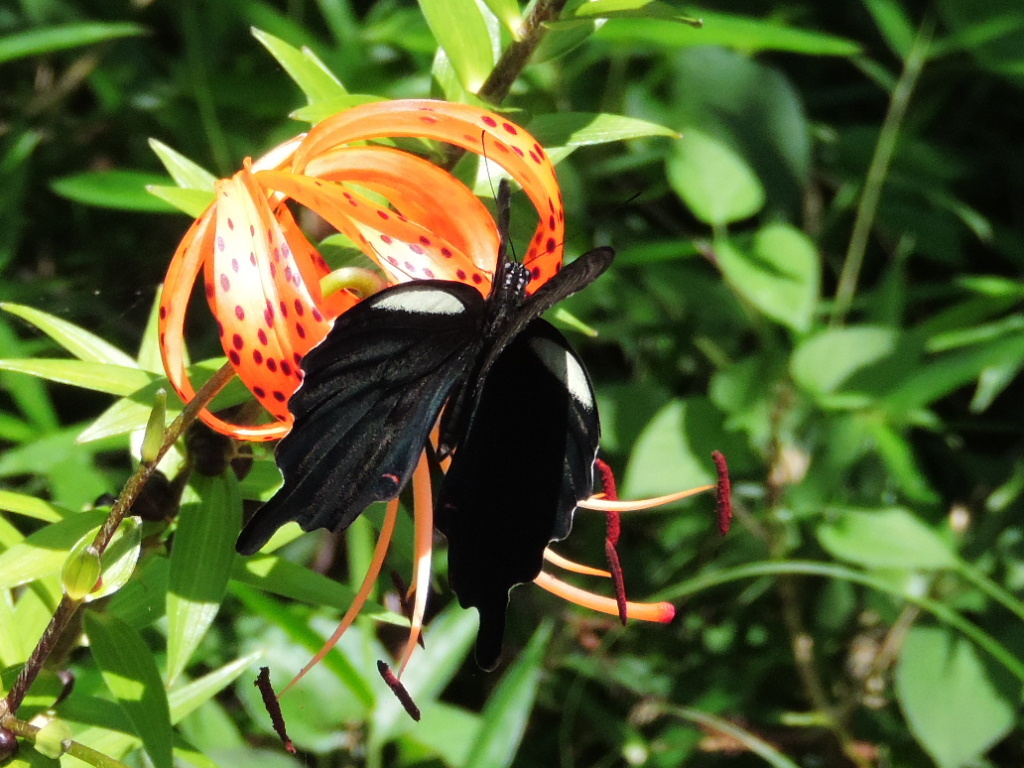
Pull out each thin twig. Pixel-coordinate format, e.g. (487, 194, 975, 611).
(831, 20, 933, 326)
(0, 717, 131, 768)
(1, 363, 236, 716)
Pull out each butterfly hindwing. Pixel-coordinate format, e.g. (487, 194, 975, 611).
(236, 281, 485, 555)
(435, 319, 600, 669)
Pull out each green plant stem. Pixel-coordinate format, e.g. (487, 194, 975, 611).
(831, 20, 932, 326)
(478, 0, 569, 105)
(666, 706, 801, 768)
(956, 559, 1024, 625)
(660, 560, 1024, 683)
(0, 717, 130, 768)
(1, 362, 236, 718)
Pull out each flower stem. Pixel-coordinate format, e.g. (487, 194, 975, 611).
(830, 19, 932, 325)
(1, 362, 236, 717)
(478, 0, 570, 106)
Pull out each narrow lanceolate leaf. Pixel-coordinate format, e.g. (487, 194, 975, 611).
(463, 621, 552, 768)
(251, 28, 347, 104)
(527, 112, 678, 149)
(0, 21, 147, 65)
(418, 0, 495, 92)
(0, 303, 138, 367)
(0, 359, 158, 396)
(84, 611, 173, 768)
(167, 474, 243, 684)
(479, 0, 522, 35)
(146, 185, 215, 217)
(568, 0, 700, 24)
(0, 510, 107, 590)
(147, 139, 217, 191)
(51, 170, 178, 212)
(0, 490, 72, 522)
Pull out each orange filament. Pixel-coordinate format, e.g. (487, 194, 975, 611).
(544, 548, 612, 578)
(398, 453, 434, 676)
(578, 484, 715, 512)
(280, 496, 401, 697)
(533, 571, 675, 623)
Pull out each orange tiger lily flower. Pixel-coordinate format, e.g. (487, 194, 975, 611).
(158, 99, 566, 440)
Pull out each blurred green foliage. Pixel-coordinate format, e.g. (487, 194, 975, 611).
(2, 0, 1024, 766)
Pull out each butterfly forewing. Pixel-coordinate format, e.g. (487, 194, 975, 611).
(236, 282, 485, 555)
(435, 319, 600, 669)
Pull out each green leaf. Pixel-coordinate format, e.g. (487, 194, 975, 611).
(462, 621, 552, 768)
(251, 27, 347, 104)
(289, 93, 387, 124)
(790, 326, 899, 398)
(569, 0, 700, 25)
(0, 510, 108, 590)
(84, 611, 173, 768)
(480, 0, 521, 34)
(667, 129, 764, 226)
(167, 474, 243, 684)
(597, 11, 862, 56)
(145, 185, 214, 217)
(531, 18, 601, 62)
(418, 0, 496, 92)
(233, 553, 402, 624)
(0, 358, 158, 396)
(147, 140, 217, 191)
(0, 21, 147, 65)
(51, 170, 178, 212)
(0, 303, 138, 367)
(896, 625, 1017, 768)
(817, 508, 957, 570)
(527, 112, 678, 149)
(716, 224, 819, 333)
(0, 490, 72, 522)
(861, 0, 916, 57)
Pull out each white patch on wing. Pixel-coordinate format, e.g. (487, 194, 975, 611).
(373, 289, 465, 316)
(528, 336, 594, 410)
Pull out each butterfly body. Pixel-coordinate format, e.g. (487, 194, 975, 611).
(236, 192, 614, 668)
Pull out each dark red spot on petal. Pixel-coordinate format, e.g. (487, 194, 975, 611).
(235, 305, 245, 320)
(272, 391, 286, 402)
(254, 386, 266, 398)
(253, 350, 263, 364)
(377, 210, 390, 220)
(529, 151, 541, 164)
(441, 247, 453, 258)
(281, 360, 292, 376)
(531, 266, 541, 281)
(548, 215, 556, 230)
(472, 273, 483, 285)
(231, 258, 239, 273)
(294, 299, 304, 316)
(456, 269, 467, 280)
(481, 115, 497, 127)
(296, 323, 306, 339)
(232, 333, 244, 350)
(258, 329, 268, 345)
(216, 236, 225, 251)
(227, 218, 234, 230)
(217, 321, 224, 337)
(512, 146, 524, 157)
(293, 352, 303, 366)
(312, 309, 323, 322)
(502, 122, 517, 134)
(424, 268, 434, 278)
(266, 358, 278, 373)
(220, 274, 230, 291)
(381, 234, 393, 245)
(546, 238, 556, 253)
(409, 243, 423, 254)
(229, 350, 241, 366)
(250, 252, 257, 265)
(159, 306, 167, 320)
(419, 235, 431, 246)
(279, 301, 288, 318)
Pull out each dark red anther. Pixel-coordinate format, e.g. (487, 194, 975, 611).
(594, 458, 621, 546)
(595, 458, 627, 624)
(390, 571, 425, 648)
(712, 450, 732, 536)
(255, 667, 296, 753)
(604, 540, 628, 626)
(377, 660, 421, 721)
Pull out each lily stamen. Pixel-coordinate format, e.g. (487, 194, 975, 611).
(543, 548, 612, 578)
(534, 571, 675, 623)
(577, 485, 716, 512)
